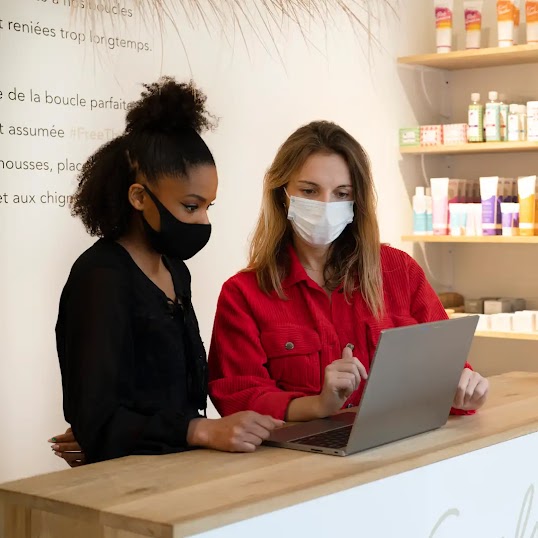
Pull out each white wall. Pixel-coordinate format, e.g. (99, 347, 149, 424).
(0, 0, 433, 483)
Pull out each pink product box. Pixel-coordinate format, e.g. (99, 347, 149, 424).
(420, 125, 444, 146)
(442, 123, 468, 145)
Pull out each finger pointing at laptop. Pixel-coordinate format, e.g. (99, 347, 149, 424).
(318, 344, 369, 417)
(284, 343, 369, 422)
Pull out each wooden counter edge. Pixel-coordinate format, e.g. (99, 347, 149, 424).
(169, 421, 538, 536)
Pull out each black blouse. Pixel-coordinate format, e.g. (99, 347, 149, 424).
(55, 239, 208, 463)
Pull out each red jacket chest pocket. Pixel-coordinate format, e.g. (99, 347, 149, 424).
(260, 326, 322, 393)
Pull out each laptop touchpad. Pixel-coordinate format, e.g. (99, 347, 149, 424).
(268, 411, 356, 443)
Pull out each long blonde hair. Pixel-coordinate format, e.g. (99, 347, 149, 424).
(247, 121, 384, 317)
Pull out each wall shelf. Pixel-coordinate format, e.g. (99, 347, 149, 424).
(400, 141, 538, 156)
(475, 331, 538, 341)
(448, 314, 538, 341)
(402, 235, 538, 244)
(398, 44, 538, 70)
(400, 40, 538, 370)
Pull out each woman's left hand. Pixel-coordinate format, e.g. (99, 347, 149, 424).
(453, 368, 489, 411)
(48, 427, 86, 467)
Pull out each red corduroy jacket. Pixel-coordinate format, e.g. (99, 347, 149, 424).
(208, 245, 473, 420)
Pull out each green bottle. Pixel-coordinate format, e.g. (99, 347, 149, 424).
(468, 92, 484, 143)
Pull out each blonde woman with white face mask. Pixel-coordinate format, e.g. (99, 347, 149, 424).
(208, 121, 489, 423)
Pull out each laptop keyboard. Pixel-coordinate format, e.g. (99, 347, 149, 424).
(293, 425, 353, 449)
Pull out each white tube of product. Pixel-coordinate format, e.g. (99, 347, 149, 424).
(431, 178, 450, 235)
(497, 0, 515, 47)
(518, 175, 537, 236)
(464, 0, 484, 49)
(501, 202, 520, 236)
(527, 0, 538, 44)
(513, 0, 521, 45)
(435, 0, 454, 53)
(425, 188, 433, 235)
(528, 101, 538, 142)
(413, 187, 427, 235)
(480, 176, 502, 236)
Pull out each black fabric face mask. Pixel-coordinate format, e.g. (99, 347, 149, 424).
(141, 186, 211, 260)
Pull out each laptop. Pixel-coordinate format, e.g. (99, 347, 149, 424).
(265, 315, 479, 456)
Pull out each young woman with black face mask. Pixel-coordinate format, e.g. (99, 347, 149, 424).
(50, 78, 282, 465)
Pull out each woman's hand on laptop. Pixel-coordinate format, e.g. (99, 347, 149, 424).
(452, 368, 489, 411)
(317, 345, 368, 417)
(187, 412, 284, 453)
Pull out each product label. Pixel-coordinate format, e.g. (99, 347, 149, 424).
(527, 2, 538, 23)
(519, 195, 536, 235)
(482, 196, 501, 235)
(501, 211, 514, 232)
(465, 9, 482, 30)
(432, 198, 448, 235)
(468, 108, 483, 141)
(528, 107, 538, 141)
(413, 212, 427, 234)
(508, 113, 520, 141)
(485, 106, 500, 141)
(426, 212, 433, 233)
(497, 0, 514, 21)
(400, 130, 419, 145)
(435, 7, 453, 27)
(500, 106, 508, 140)
(449, 206, 467, 236)
(421, 127, 442, 145)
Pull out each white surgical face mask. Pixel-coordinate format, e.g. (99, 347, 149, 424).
(286, 192, 354, 246)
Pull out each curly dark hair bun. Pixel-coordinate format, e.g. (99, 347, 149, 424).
(71, 77, 217, 240)
(125, 77, 216, 136)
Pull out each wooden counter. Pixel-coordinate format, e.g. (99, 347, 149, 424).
(2, 372, 538, 538)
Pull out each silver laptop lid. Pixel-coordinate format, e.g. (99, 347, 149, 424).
(346, 315, 479, 454)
